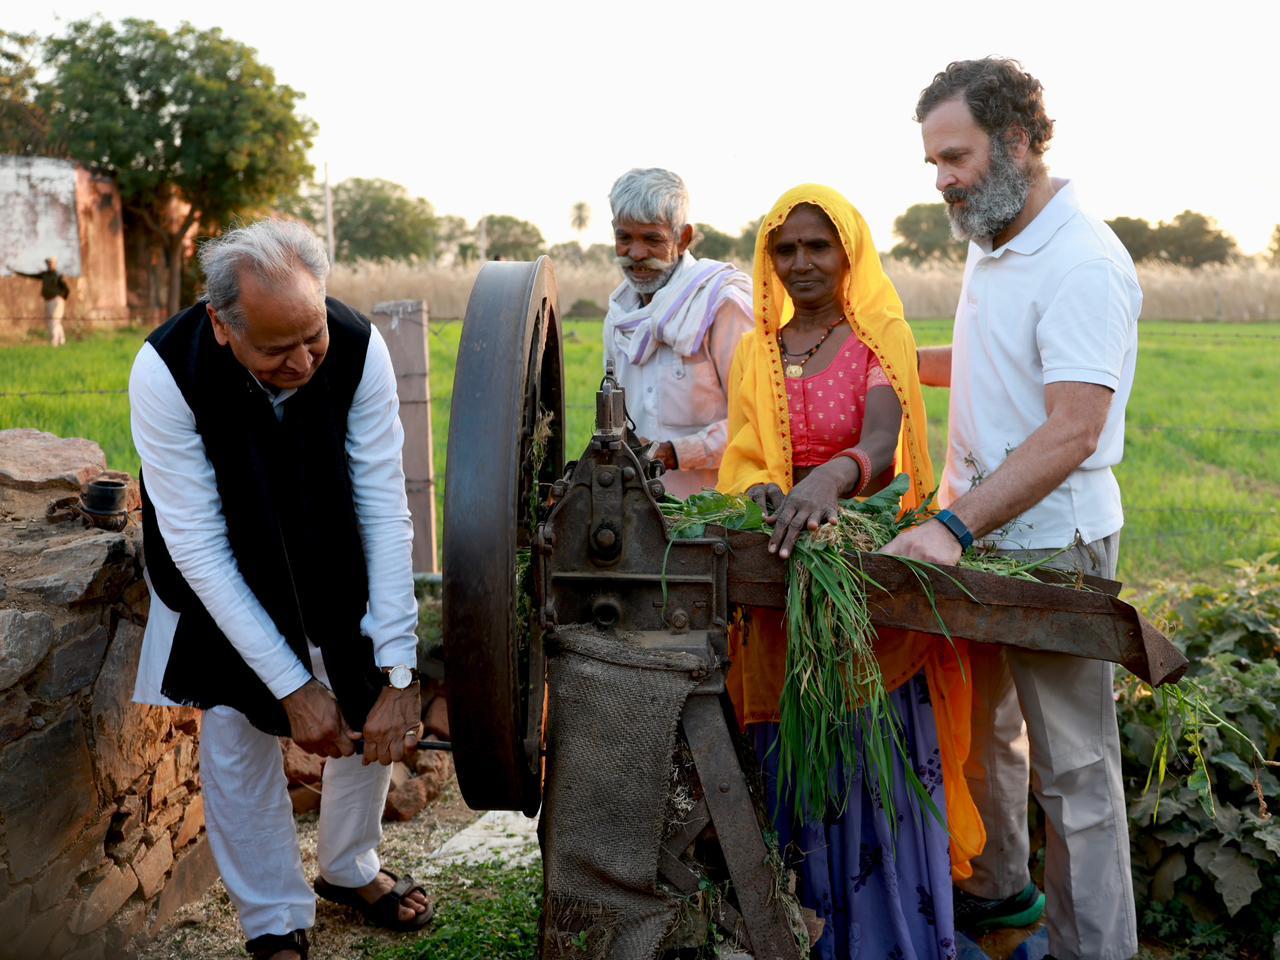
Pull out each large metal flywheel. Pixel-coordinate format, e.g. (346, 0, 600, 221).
(442, 257, 564, 815)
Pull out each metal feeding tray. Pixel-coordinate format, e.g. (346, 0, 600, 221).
(721, 529, 1187, 687)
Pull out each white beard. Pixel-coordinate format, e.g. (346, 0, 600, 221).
(945, 138, 1031, 243)
(617, 256, 680, 296)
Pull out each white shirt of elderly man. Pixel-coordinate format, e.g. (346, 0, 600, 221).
(603, 168, 753, 499)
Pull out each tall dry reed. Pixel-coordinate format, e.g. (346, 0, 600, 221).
(328, 259, 622, 320)
(1132, 262, 1280, 322)
(329, 257, 1280, 323)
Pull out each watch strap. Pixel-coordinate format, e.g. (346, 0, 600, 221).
(381, 665, 420, 688)
(934, 509, 974, 551)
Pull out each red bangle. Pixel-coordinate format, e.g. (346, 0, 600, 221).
(833, 447, 872, 497)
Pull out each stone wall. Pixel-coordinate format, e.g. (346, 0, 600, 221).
(0, 430, 216, 959)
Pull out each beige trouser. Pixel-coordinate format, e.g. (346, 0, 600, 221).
(44, 297, 66, 347)
(958, 533, 1138, 960)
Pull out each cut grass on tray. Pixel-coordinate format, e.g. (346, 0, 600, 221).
(0, 318, 1276, 586)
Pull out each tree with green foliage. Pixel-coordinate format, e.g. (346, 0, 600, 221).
(890, 203, 964, 264)
(1268, 225, 1280, 267)
(330, 178, 435, 263)
(584, 243, 615, 267)
(548, 241, 586, 266)
(0, 30, 52, 156)
(1106, 216, 1160, 263)
(571, 202, 590, 245)
(735, 216, 764, 262)
(691, 223, 735, 261)
(554, 242, 616, 268)
(39, 18, 316, 315)
(432, 215, 474, 265)
(1154, 210, 1237, 268)
(479, 215, 544, 261)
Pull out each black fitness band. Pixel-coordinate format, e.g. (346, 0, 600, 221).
(934, 509, 974, 551)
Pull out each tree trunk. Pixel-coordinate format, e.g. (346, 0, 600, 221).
(166, 232, 185, 317)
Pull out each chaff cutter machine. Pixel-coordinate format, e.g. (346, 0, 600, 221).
(442, 258, 1186, 960)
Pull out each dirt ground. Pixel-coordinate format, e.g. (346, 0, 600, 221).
(135, 780, 1157, 960)
(137, 778, 479, 960)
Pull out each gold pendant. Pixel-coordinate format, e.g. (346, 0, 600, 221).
(785, 364, 805, 379)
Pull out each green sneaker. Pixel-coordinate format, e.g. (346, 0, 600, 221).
(953, 882, 1046, 933)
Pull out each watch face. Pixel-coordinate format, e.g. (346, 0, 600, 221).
(389, 665, 413, 689)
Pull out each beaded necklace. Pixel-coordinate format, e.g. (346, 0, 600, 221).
(778, 315, 845, 379)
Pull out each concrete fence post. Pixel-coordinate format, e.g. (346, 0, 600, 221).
(371, 300, 439, 574)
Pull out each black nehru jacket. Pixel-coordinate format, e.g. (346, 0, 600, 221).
(140, 298, 383, 736)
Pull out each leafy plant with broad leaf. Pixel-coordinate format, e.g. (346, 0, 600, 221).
(1118, 554, 1280, 956)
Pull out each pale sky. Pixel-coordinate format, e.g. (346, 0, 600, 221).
(12, 1, 1280, 254)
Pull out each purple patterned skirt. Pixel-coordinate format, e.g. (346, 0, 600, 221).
(749, 671, 958, 960)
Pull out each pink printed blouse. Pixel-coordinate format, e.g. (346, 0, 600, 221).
(786, 333, 889, 467)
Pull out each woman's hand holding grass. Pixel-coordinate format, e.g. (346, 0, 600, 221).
(760, 459, 860, 559)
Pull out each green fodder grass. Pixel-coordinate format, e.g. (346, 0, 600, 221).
(909, 318, 1280, 585)
(2, 318, 1275, 585)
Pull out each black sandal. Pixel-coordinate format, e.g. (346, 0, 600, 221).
(245, 928, 309, 960)
(313, 868, 434, 931)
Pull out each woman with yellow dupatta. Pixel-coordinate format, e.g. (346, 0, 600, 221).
(718, 185, 983, 960)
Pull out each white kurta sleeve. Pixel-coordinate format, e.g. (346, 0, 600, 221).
(669, 297, 755, 471)
(129, 343, 312, 699)
(346, 326, 419, 668)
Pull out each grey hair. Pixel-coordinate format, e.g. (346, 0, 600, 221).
(609, 168, 689, 234)
(198, 219, 329, 332)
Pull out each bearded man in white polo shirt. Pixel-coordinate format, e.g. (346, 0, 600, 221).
(603, 168, 753, 498)
(882, 59, 1141, 960)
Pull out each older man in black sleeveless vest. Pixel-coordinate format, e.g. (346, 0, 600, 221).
(130, 220, 432, 960)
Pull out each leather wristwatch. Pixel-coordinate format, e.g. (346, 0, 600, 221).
(382, 665, 419, 689)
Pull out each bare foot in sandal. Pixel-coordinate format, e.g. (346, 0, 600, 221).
(314, 868, 433, 931)
(356, 870, 429, 924)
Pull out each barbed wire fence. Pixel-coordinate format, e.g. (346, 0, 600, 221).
(3, 314, 1277, 560)
(2, 390, 1275, 550)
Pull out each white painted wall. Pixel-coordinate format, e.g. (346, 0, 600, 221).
(0, 156, 83, 277)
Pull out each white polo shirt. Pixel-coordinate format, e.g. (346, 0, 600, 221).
(940, 179, 1141, 550)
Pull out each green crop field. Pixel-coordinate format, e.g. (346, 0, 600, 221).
(1, 318, 1276, 587)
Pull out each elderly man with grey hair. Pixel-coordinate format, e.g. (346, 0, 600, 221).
(129, 219, 432, 960)
(604, 168, 753, 498)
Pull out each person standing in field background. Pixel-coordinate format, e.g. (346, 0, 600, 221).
(603, 168, 753, 498)
(9, 255, 69, 346)
(882, 58, 1142, 959)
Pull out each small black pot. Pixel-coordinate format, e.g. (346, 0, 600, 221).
(81, 478, 128, 516)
